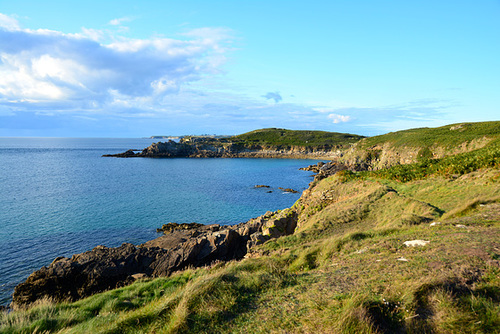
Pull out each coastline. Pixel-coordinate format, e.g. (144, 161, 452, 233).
(11, 206, 300, 308)
(102, 140, 345, 160)
(11, 157, 358, 308)
(1, 138, 321, 308)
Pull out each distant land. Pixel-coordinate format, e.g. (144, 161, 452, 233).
(148, 135, 231, 140)
(109, 128, 366, 159)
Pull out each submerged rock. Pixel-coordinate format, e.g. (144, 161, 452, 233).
(279, 187, 299, 193)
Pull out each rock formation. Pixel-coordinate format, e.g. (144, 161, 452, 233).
(12, 209, 299, 308)
(103, 140, 343, 159)
(300, 160, 370, 181)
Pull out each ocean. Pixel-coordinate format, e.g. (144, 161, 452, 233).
(0, 138, 319, 305)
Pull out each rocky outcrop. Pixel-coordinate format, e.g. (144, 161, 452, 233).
(300, 160, 370, 181)
(12, 243, 165, 307)
(156, 222, 204, 234)
(12, 210, 299, 309)
(299, 161, 325, 173)
(103, 140, 344, 159)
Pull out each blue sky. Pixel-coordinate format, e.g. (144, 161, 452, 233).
(0, 0, 499, 137)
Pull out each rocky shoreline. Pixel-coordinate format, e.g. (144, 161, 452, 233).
(102, 140, 343, 159)
(11, 209, 297, 309)
(11, 158, 369, 309)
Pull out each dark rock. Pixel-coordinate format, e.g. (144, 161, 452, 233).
(254, 185, 271, 188)
(313, 161, 369, 181)
(11, 210, 298, 309)
(247, 232, 271, 250)
(299, 161, 326, 173)
(12, 243, 162, 308)
(156, 222, 204, 234)
(102, 149, 138, 157)
(209, 224, 220, 232)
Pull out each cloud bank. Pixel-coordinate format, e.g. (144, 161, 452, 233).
(0, 13, 453, 137)
(0, 13, 232, 116)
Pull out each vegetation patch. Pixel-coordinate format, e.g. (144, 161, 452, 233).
(358, 121, 500, 149)
(229, 128, 364, 148)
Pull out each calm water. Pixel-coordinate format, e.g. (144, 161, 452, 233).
(0, 138, 318, 305)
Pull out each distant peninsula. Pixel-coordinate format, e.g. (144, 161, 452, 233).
(105, 128, 365, 159)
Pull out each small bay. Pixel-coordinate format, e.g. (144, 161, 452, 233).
(0, 138, 318, 305)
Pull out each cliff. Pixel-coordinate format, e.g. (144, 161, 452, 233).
(337, 121, 500, 170)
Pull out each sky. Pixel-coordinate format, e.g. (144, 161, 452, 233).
(0, 0, 499, 137)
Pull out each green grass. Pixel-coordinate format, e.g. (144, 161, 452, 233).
(229, 128, 364, 148)
(338, 138, 500, 183)
(339, 121, 500, 170)
(359, 121, 500, 149)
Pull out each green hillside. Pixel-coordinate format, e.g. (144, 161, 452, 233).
(229, 128, 365, 147)
(339, 121, 500, 169)
(360, 121, 500, 149)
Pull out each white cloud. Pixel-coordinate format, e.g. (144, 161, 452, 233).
(313, 107, 334, 113)
(109, 17, 133, 26)
(328, 113, 351, 123)
(79, 27, 107, 42)
(0, 13, 20, 31)
(0, 13, 233, 115)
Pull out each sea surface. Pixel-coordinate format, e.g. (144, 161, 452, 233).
(0, 137, 319, 305)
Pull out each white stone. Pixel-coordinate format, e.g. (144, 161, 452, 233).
(404, 240, 430, 247)
(397, 257, 409, 262)
(429, 222, 441, 227)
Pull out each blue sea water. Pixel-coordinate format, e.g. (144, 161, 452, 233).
(0, 138, 319, 305)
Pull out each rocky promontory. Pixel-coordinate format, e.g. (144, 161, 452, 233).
(12, 209, 298, 308)
(103, 128, 365, 159)
(103, 140, 345, 159)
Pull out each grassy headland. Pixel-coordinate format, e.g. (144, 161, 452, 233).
(107, 128, 365, 159)
(227, 128, 364, 148)
(339, 121, 500, 169)
(2, 122, 500, 333)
